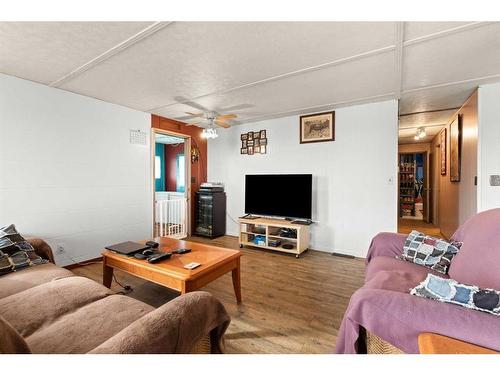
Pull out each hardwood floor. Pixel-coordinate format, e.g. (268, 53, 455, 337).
(398, 218, 444, 238)
(72, 235, 365, 354)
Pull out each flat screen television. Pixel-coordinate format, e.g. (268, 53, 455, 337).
(245, 174, 312, 219)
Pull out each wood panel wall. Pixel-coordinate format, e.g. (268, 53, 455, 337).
(430, 91, 478, 238)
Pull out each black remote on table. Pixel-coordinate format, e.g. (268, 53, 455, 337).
(147, 252, 172, 263)
(175, 248, 192, 254)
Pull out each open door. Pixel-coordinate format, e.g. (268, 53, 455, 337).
(152, 130, 191, 239)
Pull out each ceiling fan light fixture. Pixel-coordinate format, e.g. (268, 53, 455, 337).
(202, 127, 218, 139)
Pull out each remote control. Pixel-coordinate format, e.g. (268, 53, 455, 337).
(175, 248, 192, 254)
(184, 262, 201, 270)
(147, 252, 172, 263)
(145, 241, 159, 248)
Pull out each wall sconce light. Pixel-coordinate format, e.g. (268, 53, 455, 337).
(191, 144, 200, 164)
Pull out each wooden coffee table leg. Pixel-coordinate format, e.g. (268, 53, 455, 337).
(103, 262, 113, 288)
(232, 258, 242, 303)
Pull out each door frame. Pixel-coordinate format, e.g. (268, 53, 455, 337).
(151, 128, 192, 237)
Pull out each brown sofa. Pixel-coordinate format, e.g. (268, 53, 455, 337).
(0, 239, 230, 354)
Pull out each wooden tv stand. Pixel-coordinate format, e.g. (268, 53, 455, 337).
(238, 217, 310, 258)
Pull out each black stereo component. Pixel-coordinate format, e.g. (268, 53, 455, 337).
(194, 190, 226, 238)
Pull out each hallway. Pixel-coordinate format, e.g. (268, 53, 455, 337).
(398, 219, 444, 238)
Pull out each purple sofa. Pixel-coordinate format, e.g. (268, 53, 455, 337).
(336, 208, 500, 354)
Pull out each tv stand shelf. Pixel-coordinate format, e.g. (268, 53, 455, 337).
(238, 217, 310, 258)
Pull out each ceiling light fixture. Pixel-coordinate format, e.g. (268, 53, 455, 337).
(414, 127, 426, 140)
(202, 127, 218, 139)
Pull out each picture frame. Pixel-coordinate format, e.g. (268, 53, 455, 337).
(300, 111, 335, 144)
(440, 128, 446, 175)
(450, 115, 462, 182)
(240, 130, 267, 156)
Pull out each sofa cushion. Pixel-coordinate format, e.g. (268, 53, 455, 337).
(0, 315, 31, 354)
(401, 230, 461, 274)
(26, 295, 154, 353)
(0, 262, 73, 299)
(0, 276, 113, 337)
(449, 208, 500, 290)
(411, 274, 500, 316)
(365, 255, 448, 283)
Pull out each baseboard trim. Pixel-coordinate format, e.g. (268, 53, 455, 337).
(63, 256, 103, 269)
(331, 252, 356, 259)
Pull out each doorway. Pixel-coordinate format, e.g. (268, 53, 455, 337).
(152, 130, 191, 239)
(398, 152, 429, 222)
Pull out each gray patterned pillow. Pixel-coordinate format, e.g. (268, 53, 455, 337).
(401, 230, 461, 274)
(0, 224, 47, 276)
(411, 274, 500, 316)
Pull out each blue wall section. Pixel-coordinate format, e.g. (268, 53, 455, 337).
(155, 143, 166, 192)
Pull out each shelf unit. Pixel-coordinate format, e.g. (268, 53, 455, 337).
(238, 217, 310, 258)
(399, 153, 416, 217)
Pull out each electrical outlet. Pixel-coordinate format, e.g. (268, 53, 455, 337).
(56, 243, 66, 254)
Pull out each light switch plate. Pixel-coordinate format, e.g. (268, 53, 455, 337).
(490, 175, 500, 186)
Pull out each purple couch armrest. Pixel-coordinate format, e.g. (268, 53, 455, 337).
(365, 232, 406, 265)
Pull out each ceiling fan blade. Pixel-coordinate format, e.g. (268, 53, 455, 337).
(217, 103, 255, 112)
(185, 111, 205, 117)
(215, 120, 231, 129)
(174, 96, 209, 112)
(216, 114, 237, 120)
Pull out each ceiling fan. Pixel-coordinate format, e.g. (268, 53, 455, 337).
(185, 111, 237, 128)
(185, 111, 238, 139)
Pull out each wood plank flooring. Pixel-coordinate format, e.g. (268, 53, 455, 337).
(398, 218, 444, 238)
(72, 235, 365, 354)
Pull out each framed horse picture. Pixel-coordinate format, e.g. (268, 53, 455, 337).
(300, 111, 335, 144)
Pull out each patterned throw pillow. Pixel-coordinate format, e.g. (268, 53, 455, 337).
(400, 230, 461, 274)
(411, 274, 500, 316)
(0, 224, 47, 276)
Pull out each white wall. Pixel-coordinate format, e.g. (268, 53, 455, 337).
(0, 74, 152, 266)
(208, 100, 398, 258)
(478, 82, 500, 212)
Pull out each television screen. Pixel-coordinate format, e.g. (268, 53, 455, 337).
(245, 174, 312, 219)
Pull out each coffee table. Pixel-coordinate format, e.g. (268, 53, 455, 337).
(102, 237, 242, 302)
